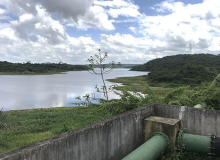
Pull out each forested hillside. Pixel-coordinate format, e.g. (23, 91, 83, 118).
(131, 54, 220, 86)
(0, 61, 88, 74)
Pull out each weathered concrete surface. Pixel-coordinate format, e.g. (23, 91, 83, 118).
(153, 104, 220, 136)
(144, 116, 180, 152)
(1, 104, 220, 160)
(0, 105, 154, 160)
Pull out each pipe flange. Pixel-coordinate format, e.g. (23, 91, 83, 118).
(150, 132, 171, 152)
(176, 129, 186, 150)
(210, 134, 216, 157)
(211, 134, 220, 158)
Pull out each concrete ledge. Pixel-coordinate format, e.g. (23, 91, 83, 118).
(1, 104, 220, 160)
(0, 104, 154, 160)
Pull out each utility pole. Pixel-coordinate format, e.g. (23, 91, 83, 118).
(189, 43, 192, 54)
(217, 41, 220, 56)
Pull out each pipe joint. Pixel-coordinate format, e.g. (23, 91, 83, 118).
(176, 129, 185, 150)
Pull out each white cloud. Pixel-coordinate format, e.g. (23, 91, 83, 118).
(94, 0, 129, 8)
(94, 0, 141, 18)
(10, 6, 67, 44)
(108, 7, 140, 18)
(129, 26, 136, 33)
(67, 5, 115, 30)
(0, 32, 97, 63)
(0, 8, 6, 15)
(113, 19, 136, 23)
(0, 6, 11, 21)
(138, 0, 220, 55)
(2, 0, 114, 31)
(98, 33, 168, 63)
(9, 0, 93, 22)
(65, 0, 141, 30)
(0, 0, 220, 65)
(0, 28, 16, 40)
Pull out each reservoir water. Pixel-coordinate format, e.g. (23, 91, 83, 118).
(0, 69, 147, 111)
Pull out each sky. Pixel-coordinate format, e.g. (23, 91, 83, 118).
(0, 0, 220, 64)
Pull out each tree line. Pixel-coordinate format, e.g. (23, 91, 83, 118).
(0, 61, 88, 74)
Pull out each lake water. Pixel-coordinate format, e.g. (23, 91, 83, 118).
(0, 69, 147, 111)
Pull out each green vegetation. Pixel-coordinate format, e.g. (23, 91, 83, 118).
(96, 86, 159, 115)
(108, 76, 220, 110)
(131, 54, 220, 86)
(127, 54, 220, 109)
(1, 53, 220, 159)
(107, 75, 173, 98)
(0, 106, 110, 153)
(163, 84, 220, 109)
(131, 54, 220, 72)
(0, 109, 10, 130)
(0, 61, 88, 75)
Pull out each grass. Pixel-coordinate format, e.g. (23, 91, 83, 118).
(107, 75, 174, 97)
(0, 106, 110, 153)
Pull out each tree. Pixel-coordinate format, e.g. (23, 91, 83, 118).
(88, 49, 120, 100)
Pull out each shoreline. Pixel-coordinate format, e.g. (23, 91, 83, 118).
(0, 71, 83, 75)
(0, 68, 142, 76)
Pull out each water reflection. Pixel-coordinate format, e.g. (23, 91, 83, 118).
(0, 69, 147, 111)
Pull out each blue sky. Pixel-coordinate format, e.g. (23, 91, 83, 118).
(0, 0, 219, 64)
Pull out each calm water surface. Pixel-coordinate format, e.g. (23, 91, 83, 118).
(0, 69, 147, 111)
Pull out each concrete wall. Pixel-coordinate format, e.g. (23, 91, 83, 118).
(0, 105, 154, 160)
(154, 104, 220, 136)
(1, 104, 220, 160)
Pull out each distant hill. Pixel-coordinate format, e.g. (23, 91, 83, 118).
(0, 61, 88, 74)
(92, 64, 140, 68)
(131, 54, 220, 86)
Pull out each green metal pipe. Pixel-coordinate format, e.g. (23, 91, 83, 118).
(122, 132, 170, 160)
(177, 130, 211, 154)
(182, 133, 211, 153)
